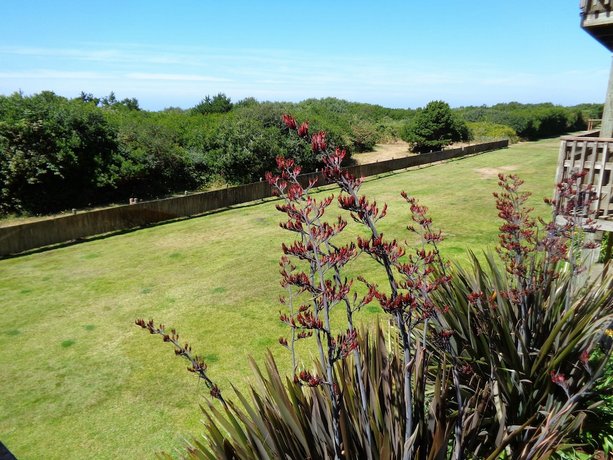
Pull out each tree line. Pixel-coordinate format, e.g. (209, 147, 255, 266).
(0, 91, 601, 215)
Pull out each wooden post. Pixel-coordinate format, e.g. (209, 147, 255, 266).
(579, 231, 604, 288)
(602, 232, 613, 281)
(601, 58, 613, 138)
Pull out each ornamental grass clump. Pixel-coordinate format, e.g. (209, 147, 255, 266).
(431, 173, 612, 458)
(136, 115, 612, 460)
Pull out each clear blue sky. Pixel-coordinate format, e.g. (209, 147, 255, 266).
(1, 0, 611, 110)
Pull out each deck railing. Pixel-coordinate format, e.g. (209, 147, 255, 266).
(580, 0, 613, 51)
(556, 135, 613, 231)
(581, 0, 613, 14)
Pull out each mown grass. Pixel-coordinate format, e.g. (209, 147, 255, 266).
(0, 137, 561, 459)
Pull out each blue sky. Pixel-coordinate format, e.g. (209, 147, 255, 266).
(1, 1, 611, 110)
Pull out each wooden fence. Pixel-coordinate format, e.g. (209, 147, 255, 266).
(0, 140, 507, 256)
(555, 134, 613, 232)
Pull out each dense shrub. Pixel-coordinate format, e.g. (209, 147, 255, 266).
(1, 93, 383, 215)
(349, 117, 380, 152)
(401, 100, 470, 152)
(468, 121, 519, 143)
(456, 102, 595, 140)
(203, 117, 286, 184)
(0, 91, 604, 215)
(112, 115, 198, 198)
(0, 92, 119, 213)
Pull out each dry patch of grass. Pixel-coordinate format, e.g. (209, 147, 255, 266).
(474, 165, 519, 179)
(353, 140, 486, 165)
(352, 141, 412, 164)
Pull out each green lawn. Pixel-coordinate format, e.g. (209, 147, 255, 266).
(0, 137, 561, 459)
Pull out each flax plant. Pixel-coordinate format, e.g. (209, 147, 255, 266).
(265, 153, 363, 459)
(282, 115, 464, 459)
(432, 174, 612, 459)
(134, 116, 612, 460)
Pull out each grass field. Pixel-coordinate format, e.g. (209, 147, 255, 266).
(0, 137, 561, 459)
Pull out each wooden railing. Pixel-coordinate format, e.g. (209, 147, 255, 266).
(587, 119, 602, 130)
(581, 0, 613, 14)
(556, 135, 613, 231)
(580, 0, 613, 51)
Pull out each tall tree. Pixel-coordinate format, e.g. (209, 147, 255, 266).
(401, 100, 469, 153)
(192, 93, 233, 115)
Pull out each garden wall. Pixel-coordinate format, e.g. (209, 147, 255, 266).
(0, 140, 507, 256)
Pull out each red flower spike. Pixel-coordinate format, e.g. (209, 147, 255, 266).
(467, 291, 484, 304)
(580, 349, 590, 366)
(282, 114, 297, 130)
(209, 384, 222, 399)
(550, 370, 566, 385)
(439, 329, 454, 338)
(297, 370, 323, 387)
(279, 312, 291, 324)
(297, 331, 313, 339)
(338, 330, 358, 359)
(297, 121, 309, 137)
(460, 364, 473, 376)
(311, 131, 327, 153)
(295, 310, 324, 330)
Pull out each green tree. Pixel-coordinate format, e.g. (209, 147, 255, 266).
(78, 91, 100, 106)
(118, 97, 140, 111)
(401, 100, 469, 153)
(0, 92, 119, 214)
(192, 93, 233, 115)
(456, 102, 593, 140)
(101, 91, 117, 107)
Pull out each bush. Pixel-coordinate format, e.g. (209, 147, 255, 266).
(401, 100, 470, 153)
(456, 103, 595, 141)
(467, 121, 519, 143)
(0, 91, 119, 214)
(113, 117, 198, 198)
(349, 117, 380, 152)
